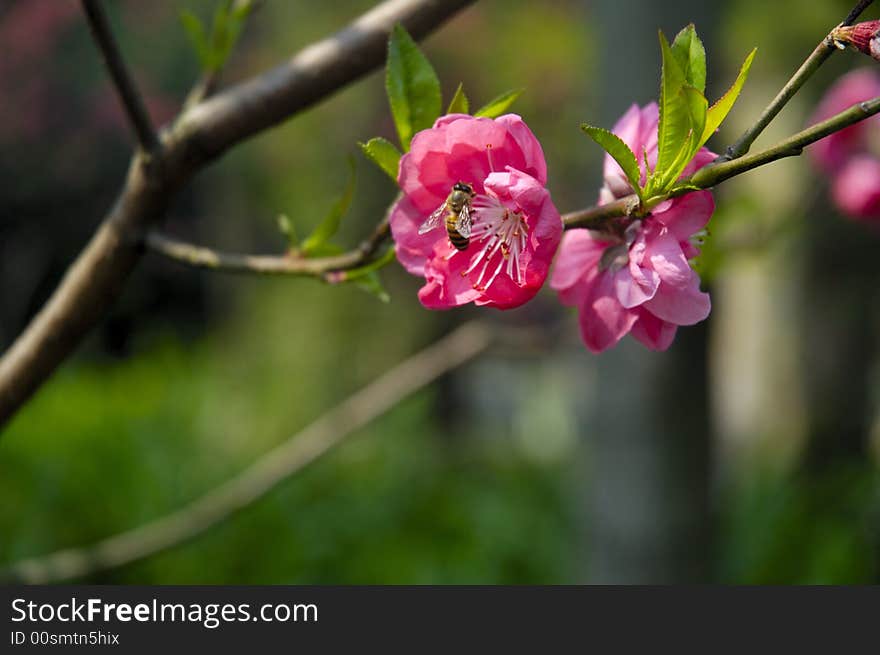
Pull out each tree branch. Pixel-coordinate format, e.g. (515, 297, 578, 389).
(689, 96, 880, 187)
(171, 0, 475, 163)
(845, 0, 876, 25)
(0, 322, 491, 584)
(721, 0, 874, 161)
(0, 0, 475, 431)
(81, 0, 159, 153)
(145, 214, 392, 279)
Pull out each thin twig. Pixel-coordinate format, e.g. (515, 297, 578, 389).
(146, 217, 391, 279)
(564, 95, 880, 230)
(0, 322, 491, 584)
(146, 193, 397, 278)
(845, 0, 876, 25)
(81, 0, 159, 153)
(721, 0, 875, 161)
(690, 97, 880, 187)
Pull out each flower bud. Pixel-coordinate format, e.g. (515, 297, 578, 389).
(832, 20, 880, 60)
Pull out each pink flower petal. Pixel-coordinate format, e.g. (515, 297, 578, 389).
(809, 69, 880, 172)
(550, 230, 606, 292)
(643, 275, 711, 325)
(652, 191, 714, 241)
(613, 262, 659, 308)
(417, 256, 481, 309)
(645, 229, 691, 287)
(578, 273, 639, 353)
(630, 310, 678, 351)
(831, 154, 880, 220)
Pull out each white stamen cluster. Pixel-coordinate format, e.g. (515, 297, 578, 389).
(463, 195, 528, 290)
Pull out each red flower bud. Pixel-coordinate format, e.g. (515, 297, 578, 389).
(832, 20, 880, 60)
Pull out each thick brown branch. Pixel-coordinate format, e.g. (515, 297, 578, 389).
(81, 0, 159, 152)
(1, 322, 491, 584)
(0, 0, 475, 430)
(172, 0, 475, 163)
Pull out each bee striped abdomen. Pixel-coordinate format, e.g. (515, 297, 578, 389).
(446, 212, 470, 250)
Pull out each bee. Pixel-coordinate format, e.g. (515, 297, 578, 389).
(418, 182, 477, 251)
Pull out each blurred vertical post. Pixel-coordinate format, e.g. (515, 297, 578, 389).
(584, 0, 719, 583)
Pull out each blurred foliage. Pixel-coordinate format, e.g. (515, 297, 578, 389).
(1, 0, 879, 584)
(1, 336, 579, 583)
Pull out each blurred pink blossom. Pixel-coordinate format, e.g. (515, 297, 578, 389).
(390, 114, 562, 310)
(809, 69, 880, 222)
(552, 103, 715, 353)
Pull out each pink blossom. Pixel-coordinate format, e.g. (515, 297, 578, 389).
(389, 114, 562, 310)
(551, 103, 715, 353)
(809, 69, 880, 222)
(831, 155, 880, 219)
(809, 69, 880, 173)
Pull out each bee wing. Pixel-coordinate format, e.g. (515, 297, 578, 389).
(454, 204, 472, 238)
(418, 204, 446, 235)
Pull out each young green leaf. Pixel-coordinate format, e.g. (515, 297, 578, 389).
(700, 48, 757, 147)
(276, 213, 297, 249)
(653, 85, 708, 192)
(179, 10, 213, 70)
(473, 88, 524, 118)
(654, 31, 693, 191)
(670, 24, 706, 94)
(210, 1, 232, 69)
(446, 82, 470, 115)
(656, 129, 695, 192)
(303, 242, 344, 258)
(359, 137, 402, 182)
(352, 271, 391, 303)
(581, 124, 643, 199)
(680, 84, 708, 174)
(386, 24, 442, 150)
(301, 158, 357, 255)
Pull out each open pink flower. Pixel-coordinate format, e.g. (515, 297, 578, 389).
(389, 114, 562, 310)
(809, 69, 880, 222)
(552, 103, 715, 353)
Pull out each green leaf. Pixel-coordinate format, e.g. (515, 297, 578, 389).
(581, 124, 643, 200)
(473, 88, 524, 118)
(700, 48, 757, 147)
(653, 85, 708, 192)
(179, 10, 213, 70)
(386, 24, 442, 150)
(301, 157, 357, 254)
(276, 213, 297, 248)
(359, 137, 402, 182)
(303, 242, 343, 258)
(657, 130, 695, 191)
(181, 1, 255, 73)
(655, 31, 693, 189)
(446, 82, 470, 115)
(670, 24, 706, 94)
(352, 272, 391, 303)
(210, 1, 232, 68)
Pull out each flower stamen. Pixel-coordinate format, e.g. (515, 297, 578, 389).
(464, 194, 528, 289)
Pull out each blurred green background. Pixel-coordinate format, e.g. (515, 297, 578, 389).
(0, 0, 878, 584)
